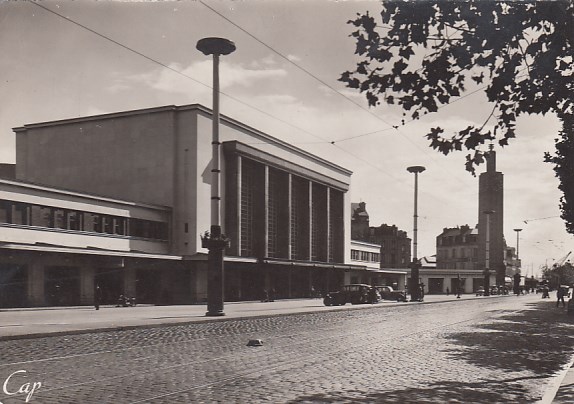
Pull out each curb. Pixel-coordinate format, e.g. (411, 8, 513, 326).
(537, 351, 574, 404)
(0, 294, 512, 342)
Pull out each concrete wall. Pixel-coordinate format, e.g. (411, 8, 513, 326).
(171, 111, 200, 256)
(15, 109, 175, 207)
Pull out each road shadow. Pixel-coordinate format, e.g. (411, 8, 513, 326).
(554, 381, 574, 402)
(444, 301, 574, 375)
(288, 300, 574, 403)
(288, 375, 545, 403)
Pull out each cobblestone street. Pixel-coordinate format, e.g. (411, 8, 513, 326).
(1, 294, 573, 403)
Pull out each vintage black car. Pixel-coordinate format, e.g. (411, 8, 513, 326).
(323, 284, 379, 306)
(375, 285, 408, 302)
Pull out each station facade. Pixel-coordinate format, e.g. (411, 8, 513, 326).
(0, 104, 370, 307)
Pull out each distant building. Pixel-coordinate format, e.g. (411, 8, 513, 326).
(477, 146, 506, 285)
(350, 202, 409, 288)
(504, 244, 521, 276)
(351, 202, 370, 241)
(419, 225, 482, 294)
(436, 225, 478, 270)
(349, 240, 407, 290)
(370, 224, 411, 269)
(420, 255, 436, 269)
(416, 147, 507, 295)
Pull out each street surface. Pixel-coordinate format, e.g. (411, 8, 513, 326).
(1, 294, 573, 403)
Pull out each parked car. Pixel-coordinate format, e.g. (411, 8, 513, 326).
(323, 284, 378, 306)
(476, 287, 485, 296)
(375, 285, 408, 302)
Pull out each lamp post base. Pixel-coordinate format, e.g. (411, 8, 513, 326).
(410, 263, 421, 302)
(206, 310, 225, 317)
(203, 225, 229, 317)
(483, 270, 491, 296)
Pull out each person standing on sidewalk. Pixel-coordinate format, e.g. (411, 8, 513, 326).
(557, 286, 566, 308)
(95, 285, 102, 310)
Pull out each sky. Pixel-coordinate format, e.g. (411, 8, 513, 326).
(0, 0, 571, 276)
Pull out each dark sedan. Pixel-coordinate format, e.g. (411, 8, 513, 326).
(323, 284, 379, 306)
(375, 285, 408, 302)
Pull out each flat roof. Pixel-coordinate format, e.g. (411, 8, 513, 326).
(13, 103, 353, 178)
(0, 242, 182, 260)
(0, 178, 170, 211)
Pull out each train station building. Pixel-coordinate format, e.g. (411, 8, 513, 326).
(0, 104, 372, 307)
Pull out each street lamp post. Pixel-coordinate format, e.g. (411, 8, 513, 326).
(407, 165, 425, 302)
(196, 37, 236, 317)
(483, 210, 495, 296)
(514, 228, 522, 268)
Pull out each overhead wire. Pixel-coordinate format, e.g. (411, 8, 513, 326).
(26, 0, 411, 192)
(198, 0, 482, 199)
(25, 1, 333, 151)
(29, 0, 482, 216)
(197, 0, 482, 185)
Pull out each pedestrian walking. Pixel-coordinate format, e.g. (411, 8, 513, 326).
(94, 285, 102, 310)
(368, 286, 379, 304)
(419, 283, 425, 302)
(261, 289, 269, 302)
(557, 287, 566, 308)
(446, 287, 450, 296)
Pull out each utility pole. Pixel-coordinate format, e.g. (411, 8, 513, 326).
(483, 210, 495, 296)
(407, 165, 425, 302)
(196, 37, 236, 317)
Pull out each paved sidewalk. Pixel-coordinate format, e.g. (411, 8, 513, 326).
(0, 293, 479, 339)
(545, 357, 574, 404)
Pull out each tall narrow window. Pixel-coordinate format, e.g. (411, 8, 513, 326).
(329, 189, 344, 263)
(267, 168, 279, 258)
(12, 203, 29, 225)
(290, 177, 301, 260)
(53, 209, 66, 229)
(0, 201, 9, 223)
(240, 159, 255, 257)
(311, 183, 328, 262)
(68, 211, 82, 231)
(30, 206, 52, 228)
(328, 190, 335, 262)
(311, 186, 319, 261)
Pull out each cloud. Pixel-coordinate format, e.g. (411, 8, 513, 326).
(248, 54, 278, 68)
(112, 59, 289, 97)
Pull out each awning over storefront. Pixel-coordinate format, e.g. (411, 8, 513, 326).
(366, 268, 408, 275)
(0, 242, 183, 260)
(419, 268, 485, 277)
(262, 257, 366, 271)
